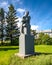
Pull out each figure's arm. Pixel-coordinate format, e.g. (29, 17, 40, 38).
(22, 16, 26, 23)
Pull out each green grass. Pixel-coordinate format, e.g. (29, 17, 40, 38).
(0, 45, 52, 65)
(35, 45, 52, 53)
(9, 54, 52, 65)
(0, 46, 18, 65)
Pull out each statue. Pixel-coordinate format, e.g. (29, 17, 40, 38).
(20, 11, 31, 34)
(15, 11, 34, 58)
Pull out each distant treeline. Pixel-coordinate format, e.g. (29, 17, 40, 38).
(35, 32, 52, 45)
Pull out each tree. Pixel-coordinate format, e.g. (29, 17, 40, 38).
(31, 30, 36, 36)
(38, 32, 44, 45)
(6, 4, 18, 45)
(35, 32, 52, 45)
(39, 32, 44, 39)
(0, 8, 5, 45)
(42, 34, 50, 45)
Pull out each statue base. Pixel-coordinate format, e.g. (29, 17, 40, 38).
(16, 34, 34, 58)
(15, 53, 35, 59)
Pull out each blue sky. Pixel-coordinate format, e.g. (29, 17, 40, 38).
(0, 0, 52, 30)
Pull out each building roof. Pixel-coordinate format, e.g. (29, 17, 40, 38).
(36, 29, 52, 33)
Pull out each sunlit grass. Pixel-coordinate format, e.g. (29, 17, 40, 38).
(35, 45, 52, 53)
(0, 46, 18, 65)
(9, 54, 52, 65)
(0, 45, 52, 65)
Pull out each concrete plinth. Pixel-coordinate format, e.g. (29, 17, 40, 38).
(16, 34, 34, 58)
(15, 53, 35, 59)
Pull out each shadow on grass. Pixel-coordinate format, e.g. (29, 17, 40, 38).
(0, 47, 19, 51)
(35, 52, 52, 55)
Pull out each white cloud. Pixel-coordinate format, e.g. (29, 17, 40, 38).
(15, 17, 22, 22)
(18, 17, 22, 22)
(31, 25, 39, 30)
(17, 8, 25, 15)
(16, 18, 39, 30)
(0, 1, 9, 11)
(15, 17, 22, 27)
(17, 22, 21, 27)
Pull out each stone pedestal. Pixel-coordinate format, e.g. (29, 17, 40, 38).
(16, 34, 34, 58)
(15, 11, 34, 58)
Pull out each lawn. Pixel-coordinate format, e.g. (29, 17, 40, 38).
(35, 45, 52, 53)
(0, 46, 18, 65)
(0, 45, 52, 65)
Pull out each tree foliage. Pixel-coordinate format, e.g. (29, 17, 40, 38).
(35, 32, 52, 45)
(0, 4, 19, 46)
(6, 4, 18, 45)
(0, 8, 5, 45)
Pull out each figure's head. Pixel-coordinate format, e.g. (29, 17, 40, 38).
(25, 11, 29, 16)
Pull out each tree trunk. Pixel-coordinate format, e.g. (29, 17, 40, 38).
(10, 23, 13, 45)
(1, 22, 3, 45)
(10, 34, 13, 45)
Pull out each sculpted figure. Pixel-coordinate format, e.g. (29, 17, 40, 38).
(20, 11, 31, 34)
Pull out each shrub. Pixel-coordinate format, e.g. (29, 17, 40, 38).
(12, 38, 19, 46)
(35, 33, 52, 45)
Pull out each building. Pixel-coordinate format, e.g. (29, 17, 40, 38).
(36, 29, 52, 38)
